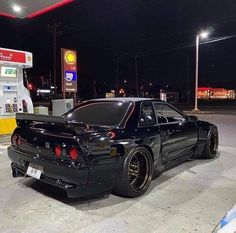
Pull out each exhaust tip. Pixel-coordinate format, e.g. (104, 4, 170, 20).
(12, 168, 19, 177)
(11, 163, 23, 178)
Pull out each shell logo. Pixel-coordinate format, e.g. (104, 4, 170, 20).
(64, 51, 76, 65)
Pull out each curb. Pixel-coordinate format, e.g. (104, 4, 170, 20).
(184, 111, 216, 114)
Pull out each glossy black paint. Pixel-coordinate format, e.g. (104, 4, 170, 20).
(8, 98, 218, 198)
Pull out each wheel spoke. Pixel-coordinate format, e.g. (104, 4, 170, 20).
(128, 151, 150, 192)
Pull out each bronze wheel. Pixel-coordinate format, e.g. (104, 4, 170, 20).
(128, 151, 150, 192)
(113, 147, 153, 198)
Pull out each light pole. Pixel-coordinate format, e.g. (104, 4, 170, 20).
(193, 31, 209, 111)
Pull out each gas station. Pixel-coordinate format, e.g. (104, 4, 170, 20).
(0, 1, 236, 233)
(0, 0, 75, 135)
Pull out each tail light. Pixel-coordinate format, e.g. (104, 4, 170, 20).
(11, 135, 22, 147)
(16, 137, 22, 147)
(54, 145, 62, 158)
(11, 135, 18, 146)
(69, 147, 79, 160)
(107, 131, 116, 139)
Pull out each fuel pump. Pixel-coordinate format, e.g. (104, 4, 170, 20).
(0, 47, 33, 134)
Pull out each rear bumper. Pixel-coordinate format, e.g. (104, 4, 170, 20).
(10, 162, 113, 198)
(8, 146, 114, 198)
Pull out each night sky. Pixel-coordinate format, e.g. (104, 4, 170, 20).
(1, 0, 236, 98)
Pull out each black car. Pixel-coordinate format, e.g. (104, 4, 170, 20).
(8, 98, 218, 198)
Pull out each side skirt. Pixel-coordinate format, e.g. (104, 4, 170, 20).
(163, 152, 192, 171)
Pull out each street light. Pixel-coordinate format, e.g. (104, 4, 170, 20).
(200, 31, 209, 39)
(193, 30, 209, 111)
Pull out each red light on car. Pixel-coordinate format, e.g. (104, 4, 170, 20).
(16, 136, 22, 147)
(55, 145, 62, 158)
(28, 83, 33, 90)
(69, 147, 78, 160)
(11, 135, 18, 146)
(107, 131, 116, 139)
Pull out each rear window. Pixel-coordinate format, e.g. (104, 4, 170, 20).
(64, 101, 131, 126)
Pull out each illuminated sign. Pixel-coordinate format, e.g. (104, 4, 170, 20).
(1, 66, 17, 77)
(37, 89, 51, 94)
(65, 71, 77, 81)
(0, 49, 25, 63)
(64, 51, 76, 65)
(0, 48, 33, 67)
(61, 48, 77, 93)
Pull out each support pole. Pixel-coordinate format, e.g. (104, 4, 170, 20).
(194, 35, 199, 111)
(135, 56, 139, 97)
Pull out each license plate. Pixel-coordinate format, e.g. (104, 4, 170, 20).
(26, 164, 43, 180)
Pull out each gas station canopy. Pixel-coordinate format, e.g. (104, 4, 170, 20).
(0, 0, 74, 19)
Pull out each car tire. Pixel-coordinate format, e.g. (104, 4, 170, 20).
(113, 147, 153, 198)
(201, 128, 218, 159)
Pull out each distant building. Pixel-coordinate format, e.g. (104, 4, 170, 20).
(198, 87, 235, 99)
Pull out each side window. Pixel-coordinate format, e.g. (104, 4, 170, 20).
(139, 102, 156, 126)
(153, 103, 185, 124)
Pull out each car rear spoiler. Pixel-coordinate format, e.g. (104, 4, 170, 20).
(15, 113, 92, 135)
(16, 113, 66, 126)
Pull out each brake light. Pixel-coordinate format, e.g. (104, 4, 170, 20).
(69, 147, 78, 160)
(107, 131, 116, 139)
(11, 135, 18, 146)
(11, 135, 22, 147)
(54, 145, 62, 158)
(16, 137, 22, 147)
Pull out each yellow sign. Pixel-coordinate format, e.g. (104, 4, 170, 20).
(64, 51, 76, 65)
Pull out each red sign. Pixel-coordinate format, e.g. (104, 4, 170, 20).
(0, 49, 26, 63)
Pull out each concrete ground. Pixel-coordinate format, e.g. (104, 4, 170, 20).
(0, 114, 236, 233)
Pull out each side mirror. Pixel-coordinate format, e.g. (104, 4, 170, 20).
(188, 115, 198, 122)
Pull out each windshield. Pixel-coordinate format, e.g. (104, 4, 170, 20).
(64, 101, 132, 126)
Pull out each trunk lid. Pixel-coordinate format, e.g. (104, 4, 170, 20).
(13, 113, 112, 160)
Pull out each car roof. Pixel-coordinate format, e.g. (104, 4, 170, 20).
(89, 97, 164, 103)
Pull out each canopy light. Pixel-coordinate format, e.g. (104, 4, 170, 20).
(12, 5, 22, 13)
